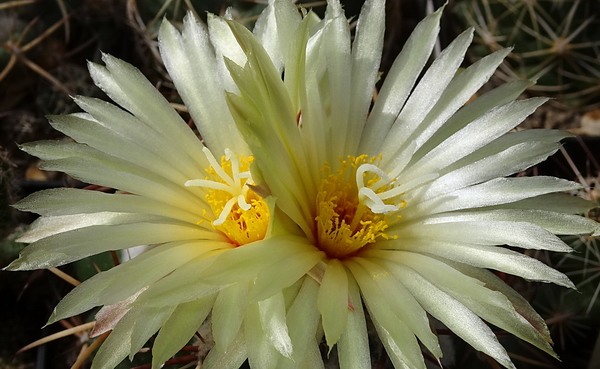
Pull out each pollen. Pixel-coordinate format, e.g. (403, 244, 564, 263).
(186, 148, 269, 246)
(315, 156, 404, 259)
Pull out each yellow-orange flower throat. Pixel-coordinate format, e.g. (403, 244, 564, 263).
(315, 156, 403, 259)
(187, 148, 269, 246)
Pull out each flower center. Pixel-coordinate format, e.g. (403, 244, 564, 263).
(315, 155, 404, 259)
(186, 148, 269, 246)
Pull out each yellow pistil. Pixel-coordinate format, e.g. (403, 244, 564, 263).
(315, 156, 404, 259)
(186, 148, 269, 246)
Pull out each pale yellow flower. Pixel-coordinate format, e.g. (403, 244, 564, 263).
(221, 0, 600, 368)
(5, 6, 323, 369)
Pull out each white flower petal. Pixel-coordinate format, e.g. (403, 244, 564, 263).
(367, 242, 574, 288)
(379, 28, 476, 164)
(414, 79, 535, 155)
(400, 97, 548, 183)
(317, 259, 348, 349)
(21, 141, 206, 210)
(388, 263, 517, 369)
(490, 192, 597, 214)
(349, 257, 442, 359)
(47, 241, 219, 324)
(259, 292, 293, 358)
(323, 0, 352, 158)
(419, 140, 565, 199)
(379, 253, 556, 357)
(132, 248, 229, 307)
(129, 305, 176, 360)
(152, 296, 215, 368)
(359, 6, 443, 155)
(336, 274, 371, 369)
(199, 235, 315, 285)
(90, 306, 136, 369)
(244, 302, 281, 369)
(159, 15, 247, 155)
(70, 95, 208, 175)
(212, 282, 250, 350)
(345, 0, 386, 154)
(423, 209, 600, 236)
(278, 277, 321, 369)
(404, 47, 513, 154)
(48, 112, 197, 185)
(346, 258, 426, 369)
(207, 13, 247, 93)
(200, 330, 248, 369)
(14, 188, 201, 224)
(8, 221, 219, 270)
(408, 176, 582, 216)
(17, 212, 161, 243)
(454, 264, 552, 342)
(88, 56, 206, 162)
(249, 248, 323, 303)
(397, 220, 572, 252)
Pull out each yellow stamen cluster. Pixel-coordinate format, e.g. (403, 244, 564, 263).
(187, 149, 270, 246)
(315, 156, 402, 259)
(206, 155, 269, 246)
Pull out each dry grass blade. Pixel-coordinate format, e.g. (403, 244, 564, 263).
(560, 146, 589, 187)
(170, 102, 188, 112)
(0, 54, 18, 83)
(18, 55, 72, 95)
(126, 0, 162, 65)
(55, 0, 70, 43)
(48, 267, 81, 286)
(183, 0, 200, 20)
(16, 321, 96, 354)
(0, 0, 36, 10)
(22, 14, 72, 53)
(149, 0, 176, 28)
(1, 14, 70, 86)
(0, 16, 39, 82)
(70, 331, 110, 369)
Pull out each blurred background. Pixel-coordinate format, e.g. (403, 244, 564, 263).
(1, 0, 599, 368)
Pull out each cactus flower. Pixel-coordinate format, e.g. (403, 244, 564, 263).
(222, 0, 600, 368)
(6, 0, 600, 369)
(6, 6, 323, 369)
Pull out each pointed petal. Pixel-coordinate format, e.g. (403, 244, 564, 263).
(14, 188, 199, 224)
(317, 259, 348, 349)
(367, 241, 574, 289)
(278, 277, 321, 369)
(201, 330, 248, 369)
(248, 248, 323, 303)
(258, 292, 293, 358)
(349, 257, 441, 358)
(212, 282, 249, 351)
(346, 258, 426, 369)
(87, 56, 205, 162)
(400, 98, 548, 183)
(7, 222, 218, 270)
(199, 235, 314, 285)
(336, 273, 371, 369)
(345, 0, 386, 154)
(407, 176, 583, 216)
(152, 296, 215, 369)
(158, 16, 247, 154)
(129, 306, 175, 359)
(388, 262, 517, 369)
(379, 29, 477, 163)
(359, 6, 443, 154)
(244, 302, 281, 369)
